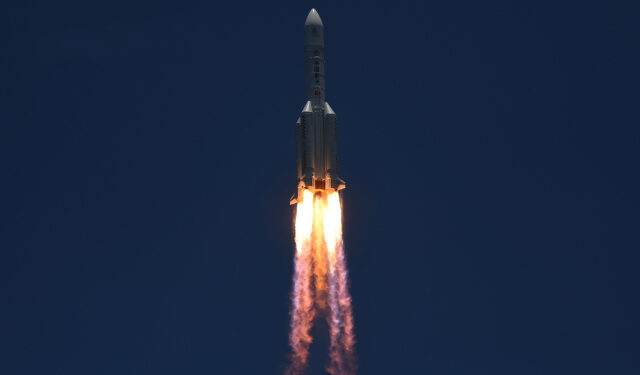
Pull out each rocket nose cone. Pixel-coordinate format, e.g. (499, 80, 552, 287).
(304, 8, 323, 28)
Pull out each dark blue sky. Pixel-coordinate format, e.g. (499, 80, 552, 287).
(2, 1, 639, 374)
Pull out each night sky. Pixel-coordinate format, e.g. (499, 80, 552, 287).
(2, 1, 639, 374)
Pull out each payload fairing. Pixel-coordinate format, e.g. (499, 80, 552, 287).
(290, 9, 345, 205)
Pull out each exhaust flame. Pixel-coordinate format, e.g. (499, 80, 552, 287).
(324, 192, 356, 375)
(287, 191, 356, 375)
(313, 197, 329, 311)
(287, 190, 315, 374)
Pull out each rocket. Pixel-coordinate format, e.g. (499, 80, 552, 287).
(290, 9, 346, 205)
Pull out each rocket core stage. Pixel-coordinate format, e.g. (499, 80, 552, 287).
(290, 9, 345, 205)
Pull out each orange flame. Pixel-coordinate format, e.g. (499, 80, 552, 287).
(324, 192, 357, 375)
(287, 191, 356, 375)
(287, 190, 315, 375)
(313, 196, 329, 311)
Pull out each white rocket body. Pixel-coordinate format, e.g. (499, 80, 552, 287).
(291, 9, 345, 205)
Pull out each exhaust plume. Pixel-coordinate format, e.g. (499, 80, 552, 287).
(287, 192, 356, 375)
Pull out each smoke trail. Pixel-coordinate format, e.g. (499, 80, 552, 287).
(324, 192, 357, 375)
(287, 191, 315, 375)
(287, 191, 356, 375)
(335, 236, 357, 374)
(326, 244, 343, 375)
